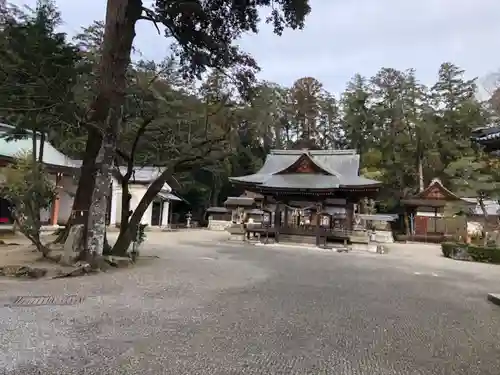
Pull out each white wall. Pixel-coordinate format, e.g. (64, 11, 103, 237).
(58, 175, 77, 224)
(49, 173, 172, 227)
(42, 173, 77, 225)
(130, 184, 152, 225)
(40, 207, 50, 224)
(110, 179, 172, 227)
(161, 200, 170, 226)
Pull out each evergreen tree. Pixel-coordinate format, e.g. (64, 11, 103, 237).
(400, 69, 434, 191)
(431, 62, 487, 170)
(288, 76, 324, 142)
(340, 74, 374, 163)
(370, 68, 415, 194)
(0, 0, 80, 148)
(317, 93, 344, 149)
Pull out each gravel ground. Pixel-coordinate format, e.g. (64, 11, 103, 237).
(1, 231, 500, 375)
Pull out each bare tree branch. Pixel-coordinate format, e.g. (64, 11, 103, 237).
(140, 7, 161, 35)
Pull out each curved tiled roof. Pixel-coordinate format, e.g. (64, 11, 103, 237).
(414, 177, 459, 200)
(471, 126, 500, 142)
(230, 149, 380, 189)
(0, 123, 81, 168)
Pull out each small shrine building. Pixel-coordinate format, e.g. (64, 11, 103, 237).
(400, 178, 466, 241)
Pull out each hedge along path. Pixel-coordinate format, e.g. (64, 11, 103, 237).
(441, 242, 500, 263)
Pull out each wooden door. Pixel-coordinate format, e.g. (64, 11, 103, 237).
(414, 216, 428, 235)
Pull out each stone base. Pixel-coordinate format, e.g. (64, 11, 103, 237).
(374, 230, 394, 243)
(349, 231, 369, 244)
(228, 235, 245, 241)
(227, 224, 244, 232)
(279, 234, 317, 245)
(351, 243, 378, 252)
(208, 219, 231, 231)
(350, 243, 388, 254)
(350, 230, 393, 244)
(62, 224, 84, 265)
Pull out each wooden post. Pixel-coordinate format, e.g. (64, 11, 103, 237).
(283, 204, 289, 230)
(274, 201, 281, 243)
(315, 202, 321, 246)
(159, 201, 164, 227)
(404, 210, 410, 236)
(434, 207, 438, 233)
(50, 172, 62, 226)
(346, 200, 354, 232)
(444, 215, 448, 241)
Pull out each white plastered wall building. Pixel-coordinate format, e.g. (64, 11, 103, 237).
(108, 167, 182, 228)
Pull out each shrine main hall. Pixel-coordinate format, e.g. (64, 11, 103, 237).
(228, 148, 383, 245)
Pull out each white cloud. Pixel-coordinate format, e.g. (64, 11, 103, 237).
(10, 0, 500, 94)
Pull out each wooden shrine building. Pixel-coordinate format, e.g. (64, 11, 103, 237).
(400, 178, 464, 242)
(229, 149, 382, 245)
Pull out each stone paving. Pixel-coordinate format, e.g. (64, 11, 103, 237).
(0, 230, 500, 374)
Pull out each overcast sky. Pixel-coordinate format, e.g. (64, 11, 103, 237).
(10, 0, 500, 95)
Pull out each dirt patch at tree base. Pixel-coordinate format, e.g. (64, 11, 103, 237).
(0, 240, 149, 280)
(0, 243, 75, 279)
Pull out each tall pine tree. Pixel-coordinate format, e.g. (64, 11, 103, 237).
(431, 62, 486, 173)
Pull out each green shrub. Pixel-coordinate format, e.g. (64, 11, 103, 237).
(467, 245, 500, 264)
(441, 242, 463, 258)
(441, 242, 500, 264)
(0, 154, 55, 256)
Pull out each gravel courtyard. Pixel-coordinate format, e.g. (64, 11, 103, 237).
(1, 230, 500, 374)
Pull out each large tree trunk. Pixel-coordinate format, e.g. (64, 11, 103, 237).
(417, 157, 424, 192)
(58, 0, 142, 244)
(74, 133, 103, 214)
(85, 120, 117, 260)
(54, 133, 102, 243)
(210, 176, 220, 207)
(416, 134, 425, 192)
(90, 0, 142, 127)
(120, 181, 131, 232)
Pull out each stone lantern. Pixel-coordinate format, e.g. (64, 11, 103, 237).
(186, 211, 192, 228)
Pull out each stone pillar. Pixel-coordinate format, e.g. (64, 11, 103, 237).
(50, 173, 62, 226)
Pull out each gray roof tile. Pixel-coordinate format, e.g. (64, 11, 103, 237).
(0, 123, 81, 168)
(461, 198, 500, 216)
(0, 124, 172, 187)
(118, 166, 164, 182)
(230, 149, 380, 189)
(157, 191, 182, 201)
